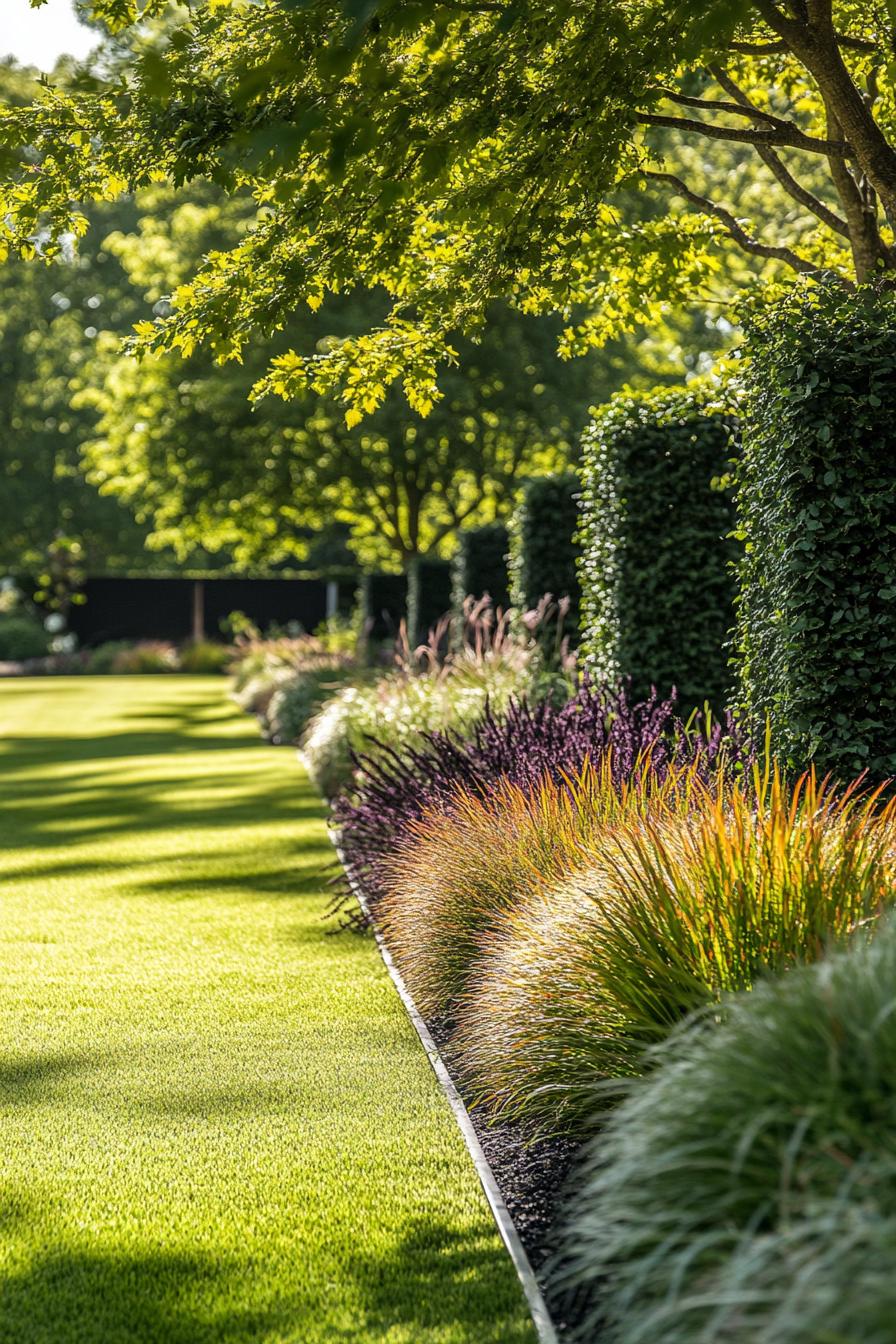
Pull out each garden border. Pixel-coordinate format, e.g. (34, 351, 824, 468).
(331, 834, 559, 1344)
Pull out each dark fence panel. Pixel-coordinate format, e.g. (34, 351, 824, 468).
(68, 576, 330, 646)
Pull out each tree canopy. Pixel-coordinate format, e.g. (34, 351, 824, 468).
(83, 182, 686, 567)
(0, 61, 153, 573)
(3, 0, 892, 420)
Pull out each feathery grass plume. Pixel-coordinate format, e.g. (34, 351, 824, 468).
(556, 919, 896, 1344)
(378, 755, 701, 1020)
(302, 598, 543, 798)
(454, 768, 896, 1133)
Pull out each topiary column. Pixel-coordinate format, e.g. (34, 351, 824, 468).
(407, 555, 453, 647)
(509, 474, 582, 639)
(735, 283, 896, 778)
(578, 385, 738, 711)
(451, 523, 511, 613)
(358, 571, 407, 644)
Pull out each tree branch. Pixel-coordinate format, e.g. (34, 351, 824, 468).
(729, 39, 790, 54)
(757, 143, 851, 235)
(709, 64, 851, 236)
(655, 87, 783, 124)
(636, 111, 851, 157)
(752, 0, 807, 45)
(644, 169, 821, 275)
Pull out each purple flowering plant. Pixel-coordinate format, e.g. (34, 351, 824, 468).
(332, 679, 749, 914)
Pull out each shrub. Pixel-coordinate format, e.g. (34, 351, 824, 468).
(509, 474, 582, 637)
(406, 556, 453, 647)
(358, 571, 407, 643)
(301, 651, 531, 799)
(108, 641, 179, 673)
(85, 641, 132, 675)
(735, 282, 896, 778)
(266, 667, 352, 746)
(0, 615, 50, 662)
(335, 681, 745, 907)
(178, 640, 233, 674)
(558, 920, 896, 1344)
(231, 633, 355, 728)
(579, 385, 738, 711)
(455, 770, 896, 1132)
(452, 524, 510, 612)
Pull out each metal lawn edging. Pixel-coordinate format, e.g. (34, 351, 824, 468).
(331, 834, 560, 1344)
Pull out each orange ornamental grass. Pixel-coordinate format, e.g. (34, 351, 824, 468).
(377, 754, 701, 1021)
(453, 769, 896, 1134)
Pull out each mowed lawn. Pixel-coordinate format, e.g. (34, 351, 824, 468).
(0, 677, 534, 1344)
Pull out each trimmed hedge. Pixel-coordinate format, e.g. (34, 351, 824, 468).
(509, 474, 582, 635)
(0, 615, 50, 662)
(359, 572, 407, 643)
(735, 284, 896, 777)
(451, 523, 510, 612)
(407, 556, 453, 646)
(578, 386, 738, 711)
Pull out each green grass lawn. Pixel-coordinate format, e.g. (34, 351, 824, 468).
(0, 676, 535, 1344)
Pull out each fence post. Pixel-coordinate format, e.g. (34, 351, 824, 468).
(192, 580, 206, 642)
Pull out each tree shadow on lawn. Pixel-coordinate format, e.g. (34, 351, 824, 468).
(0, 1224, 535, 1344)
(344, 1215, 537, 1343)
(0, 766, 324, 855)
(0, 1048, 108, 1107)
(0, 1245, 296, 1344)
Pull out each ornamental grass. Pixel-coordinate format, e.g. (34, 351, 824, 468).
(335, 679, 746, 910)
(378, 756, 702, 1020)
(453, 769, 896, 1133)
(557, 920, 896, 1344)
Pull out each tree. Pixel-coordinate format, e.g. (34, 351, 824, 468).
(0, 61, 153, 574)
(83, 186, 611, 566)
(2, 1, 890, 417)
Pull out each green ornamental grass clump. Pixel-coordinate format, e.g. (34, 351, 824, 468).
(558, 920, 896, 1344)
(266, 667, 351, 746)
(108, 640, 179, 674)
(178, 640, 233, 674)
(301, 606, 538, 798)
(231, 633, 355, 729)
(301, 654, 529, 799)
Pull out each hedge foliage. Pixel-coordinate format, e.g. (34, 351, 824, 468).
(359, 571, 407, 643)
(407, 556, 453, 646)
(578, 385, 738, 711)
(735, 284, 896, 778)
(451, 523, 510, 612)
(509, 474, 582, 635)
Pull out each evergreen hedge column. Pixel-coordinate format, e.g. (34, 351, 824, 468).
(578, 386, 738, 710)
(735, 284, 896, 777)
(359, 572, 407, 644)
(452, 523, 511, 612)
(407, 556, 453, 647)
(509, 474, 582, 638)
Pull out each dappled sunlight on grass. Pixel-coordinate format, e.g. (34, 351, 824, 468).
(0, 676, 533, 1344)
